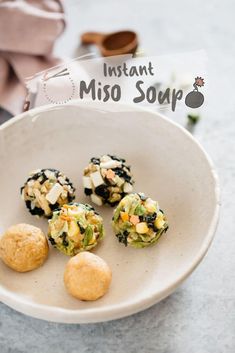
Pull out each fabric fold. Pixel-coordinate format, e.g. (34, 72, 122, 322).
(0, 0, 66, 115)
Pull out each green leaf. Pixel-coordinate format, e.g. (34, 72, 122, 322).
(98, 223, 104, 238)
(83, 225, 93, 246)
(129, 200, 139, 215)
(134, 204, 146, 216)
(113, 206, 121, 222)
(187, 114, 200, 125)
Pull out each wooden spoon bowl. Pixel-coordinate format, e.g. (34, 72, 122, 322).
(81, 30, 138, 57)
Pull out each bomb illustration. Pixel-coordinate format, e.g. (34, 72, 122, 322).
(185, 77, 205, 108)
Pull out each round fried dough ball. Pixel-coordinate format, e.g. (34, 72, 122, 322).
(0, 224, 49, 272)
(64, 252, 112, 301)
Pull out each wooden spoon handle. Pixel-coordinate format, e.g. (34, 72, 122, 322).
(81, 32, 105, 45)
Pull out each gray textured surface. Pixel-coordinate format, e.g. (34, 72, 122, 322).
(0, 0, 235, 352)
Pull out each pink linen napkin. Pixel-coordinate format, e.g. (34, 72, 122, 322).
(0, 0, 66, 115)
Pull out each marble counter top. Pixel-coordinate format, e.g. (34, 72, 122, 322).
(0, 0, 234, 352)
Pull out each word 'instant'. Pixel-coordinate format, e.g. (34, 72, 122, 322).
(103, 62, 154, 77)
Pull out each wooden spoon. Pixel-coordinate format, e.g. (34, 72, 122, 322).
(81, 30, 138, 57)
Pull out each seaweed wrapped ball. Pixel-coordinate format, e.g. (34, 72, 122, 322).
(112, 193, 169, 248)
(0, 224, 48, 272)
(21, 168, 75, 218)
(64, 252, 112, 301)
(83, 154, 134, 207)
(48, 203, 104, 256)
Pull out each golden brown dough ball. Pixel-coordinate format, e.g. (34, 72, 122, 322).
(64, 252, 112, 301)
(0, 223, 49, 272)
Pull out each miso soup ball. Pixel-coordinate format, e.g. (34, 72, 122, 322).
(21, 168, 75, 218)
(64, 252, 112, 301)
(0, 224, 49, 272)
(48, 203, 104, 256)
(112, 192, 169, 248)
(83, 154, 134, 206)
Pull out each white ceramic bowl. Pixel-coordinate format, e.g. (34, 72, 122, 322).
(0, 102, 220, 323)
